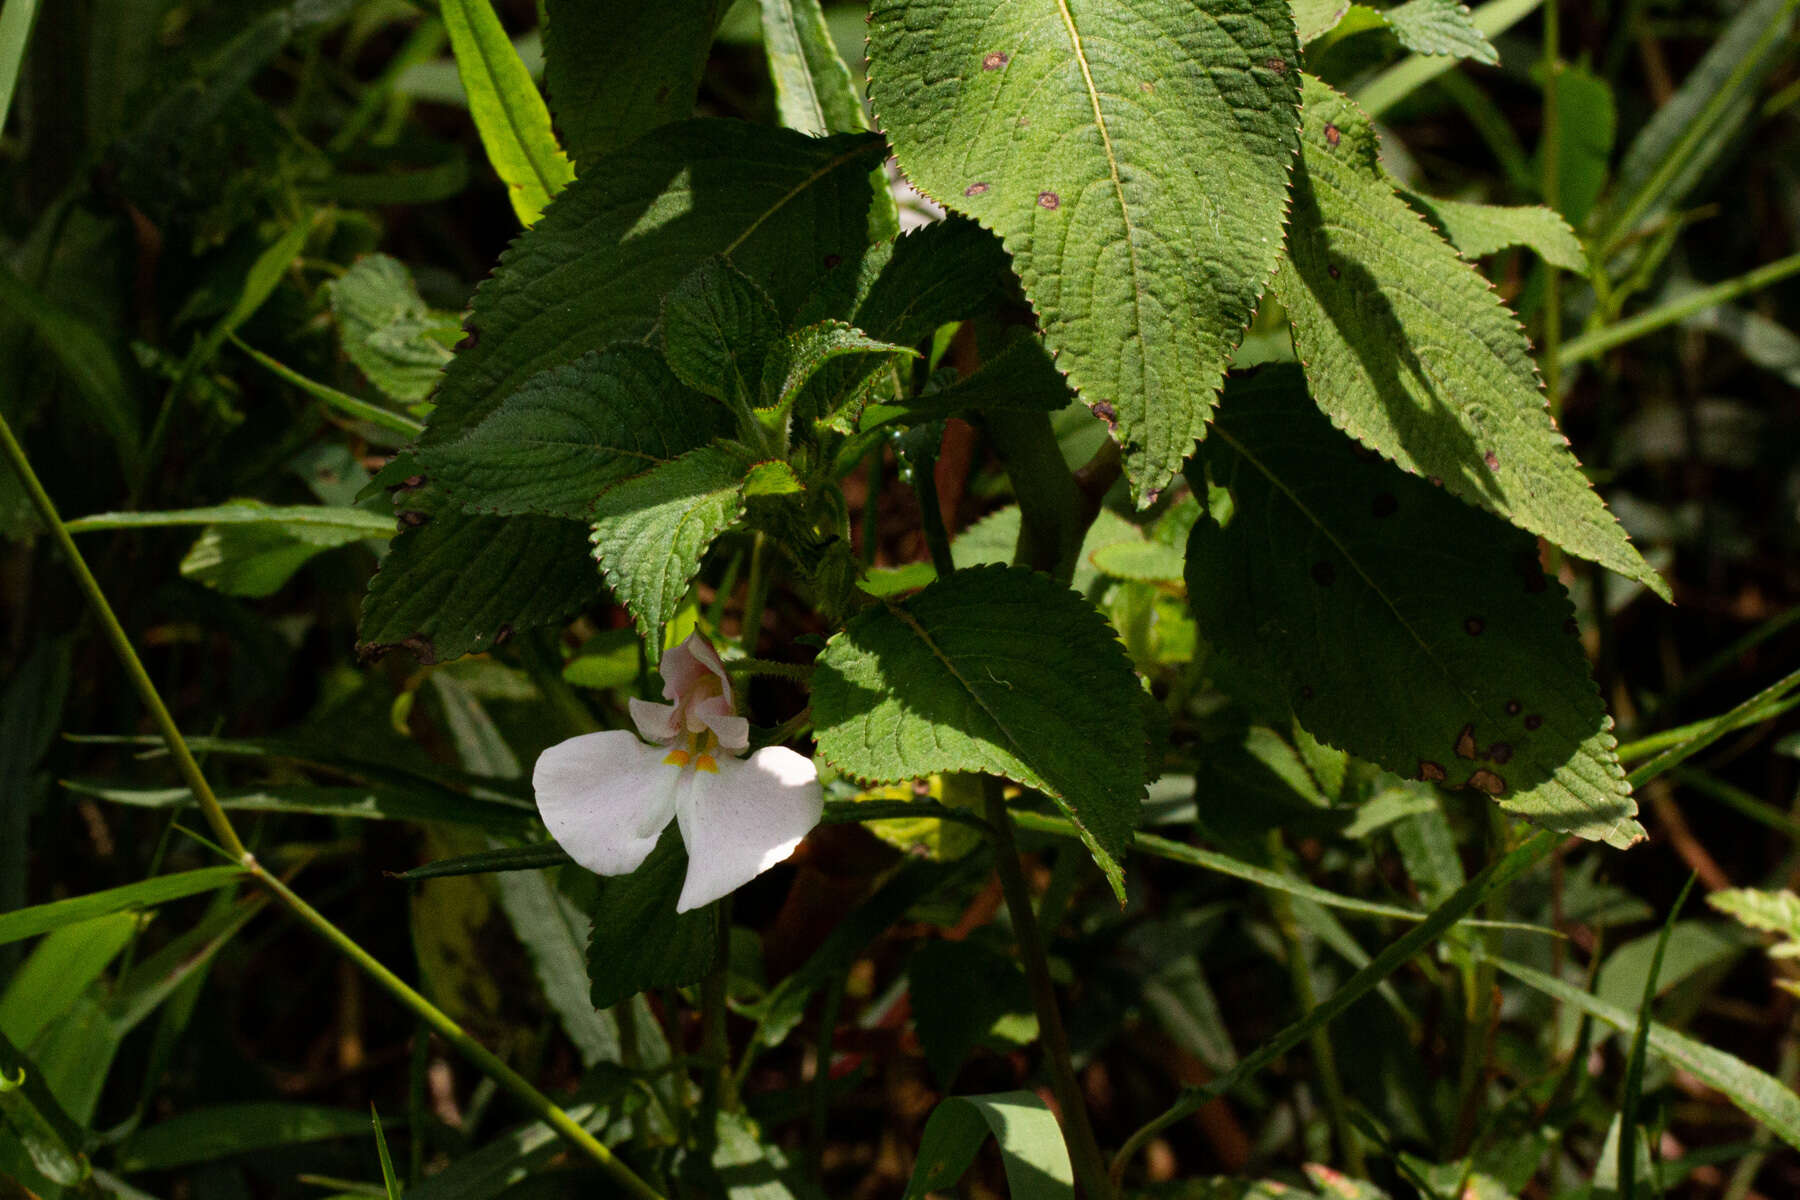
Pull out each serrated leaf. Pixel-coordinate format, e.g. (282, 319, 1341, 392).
(440, 0, 575, 225)
(868, 0, 1301, 503)
(765, 320, 916, 423)
(1401, 192, 1585, 271)
(903, 1091, 1073, 1200)
(542, 0, 727, 170)
(360, 513, 599, 663)
(1089, 537, 1185, 584)
(1294, 0, 1353, 43)
(1274, 75, 1667, 599)
(419, 347, 732, 519)
(896, 332, 1074, 422)
(590, 444, 749, 637)
(180, 519, 376, 598)
(1184, 369, 1642, 849)
(1382, 0, 1496, 64)
(813, 564, 1146, 898)
(327, 255, 460, 405)
(421, 122, 885, 446)
(662, 258, 784, 411)
(1711, 888, 1800, 944)
(743, 461, 804, 497)
(586, 827, 717, 1009)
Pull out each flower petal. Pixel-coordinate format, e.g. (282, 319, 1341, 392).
(673, 746, 821, 912)
(628, 697, 680, 744)
(699, 710, 750, 754)
(660, 632, 734, 709)
(534, 731, 680, 876)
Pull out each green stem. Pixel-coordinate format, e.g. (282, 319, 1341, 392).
(808, 972, 846, 1180)
(982, 779, 1114, 1200)
(1557, 251, 1800, 368)
(698, 899, 735, 1151)
(910, 438, 956, 578)
(1540, 0, 1564, 412)
(741, 533, 772, 656)
(0, 407, 666, 1200)
(985, 409, 1086, 587)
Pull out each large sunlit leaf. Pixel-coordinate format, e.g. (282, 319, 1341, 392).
(1184, 369, 1642, 849)
(903, 1091, 1073, 1200)
(867, 0, 1301, 503)
(813, 564, 1147, 898)
(1274, 75, 1667, 599)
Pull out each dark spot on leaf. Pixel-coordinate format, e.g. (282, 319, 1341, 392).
(982, 51, 1009, 70)
(1428, 476, 1444, 488)
(1311, 561, 1336, 586)
(1464, 616, 1484, 636)
(824, 253, 842, 269)
(1328, 264, 1341, 279)
(1371, 492, 1397, 518)
(389, 474, 426, 495)
(1467, 769, 1506, 796)
(1455, 724, 1478, 760)
(1419, 760, 1446, 782)
(1484, 449, 1500, 471)
(912, 779, 931, 797)
(402, 635, 438, 666)
(494, 624, 514, 647)
(1524, 714, 1543, 731)
(1485, 742, 1513, 764)
(399, 511, 430, 528)
(456, 329, 478, 352)
(1037, 191, 1060, 210)
(1505, 699, 1522, 715)
(965, 182, 989, 196)
(1324, 123, 1341, 148)
(1265, 57, 1287, 73)
(1091, 400, 1116, 428)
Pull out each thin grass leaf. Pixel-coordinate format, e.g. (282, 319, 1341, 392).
(1620, 875, 1697, 1199)
(0, 868, 246, 947)
(370, 1105, 402, 1200)
(0, 0, 40, 132)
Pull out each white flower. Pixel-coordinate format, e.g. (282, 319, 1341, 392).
(533, 632, 822, 912)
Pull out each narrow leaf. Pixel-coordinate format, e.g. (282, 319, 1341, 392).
(1275, 75, 1666, 598)
(867, 0, 1302, 502)
(0, 869, 246, 947)
(761, 0, 870, 135)
(440, 0, 575, 225)
(120, 1104, 380, 1171)
(904, 1091, 1073, 1200)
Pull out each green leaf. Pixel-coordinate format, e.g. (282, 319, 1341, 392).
(590, 444, 750, 638)
(1597, 0, 1800, 253)
(120, 1103, 379, 1171)
(65, 501, 395, 536)
(492, 865, 623, 1066)
(892, 333, 1075, 423)
(440, 0, 575, 225)
(868, 0, 1301, 503)
(1294, 0, 1352, 43)
(68, 781, 539, 837)
(542, 0, 727, 170)
(359, 513, 598, 664)
(1183, 368, 1642, 849)
(0, 1063, 89, 1189)
(1273, 75, 1666, 599)
(586, 828, 717, 1009)
(1540, 64, 1614, 227)
(907, 940, 1033, 1087)
(765, 321, 916, 422)
(814, 564, 1146, 898)
(1492, 955, 1800, 1152)
(799, 218, 1013, 350)
(1710, 888, 1800, 943)
(1088, 537, 1185, 584)
(903, 1091, 1073, 1199)
(760, 0, 870, 135)
(662, 259, 785, 411)
(1382, 0, 1496, 64)
(327, 255, 460, 405)
(420, 347, 732, 519)
(1400, 192, 1586, 271)
(371, 1106, 402, 1200)
(0, 868, 246, 947)
(420, 122, 886, 446)
(0, 914, 137, 1048)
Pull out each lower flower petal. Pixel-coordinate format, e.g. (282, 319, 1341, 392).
(672, 746, 822, 913)
(533, 730, 680, 876)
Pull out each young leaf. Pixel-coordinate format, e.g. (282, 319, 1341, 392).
(1183, 369, 1643, 849)
(359, 514, 599, 664)
(892, 332, 1074, 422)
(1400, 191, 1586, 271)
(586, 828, 717, 1009)
(798, 217, 1014, 348)
(1382, 0, 1497, 64)
(867, 0, 1301, 503)
(764, 320, 917, 423)
(327, 255, 459, 405)
(1274, 75, 1668, 599)
(420, 347, 732, 519)
(1293, 0, 1353, 43)
(760, 0, 869, 135)
(662, 259, 785, 411)
(813, 564, 1146, 898)
(903, 1091, 1074, 1199)
(541, 0, 728, 170)
(440, 0, 575, 225)
(420, 123, 885, 446)
(589, 444, 750, 638)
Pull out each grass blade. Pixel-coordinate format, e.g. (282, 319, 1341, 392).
(0, 868, 246, 947)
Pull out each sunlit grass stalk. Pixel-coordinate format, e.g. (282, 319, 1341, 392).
(0, 407, 667, 1200)
(1557, 250, 1800, 368)
(1540, 0, 1564, 413)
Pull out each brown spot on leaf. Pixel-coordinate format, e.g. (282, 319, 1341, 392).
(1505, 699, 1522, 715)
(389, 474, 427, 495)
(1419, 760, 1447, 782)
(1464, 616, 1485, 636)
(1091, 400, 1116, 429)
(982, 51, 1009, 70)
(1371, 492, 1398, 518)
(1311, 561, 1336, 586)
(399, 511, 430, 528)
(1328, 264, 1341, 279)
(1037, 191, 1060, 210)
(1484, 449, 1500, 471)
(1324, 123, 1341, 148)
(1468, 769, 1506, 796)
(493, 624, 514, 647)
(1455, 724, 1478, 760)
(1524, 714, 1543, 731)
(400, 635, 439, 666)
(1485, 742, 1513, 764)
(1428, 476, 1444, 488)
(964, 182, 989, 196)
(1265, 57, 1288, 74)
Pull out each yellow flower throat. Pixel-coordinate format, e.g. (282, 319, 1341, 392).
(663, 729, 719, 774)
